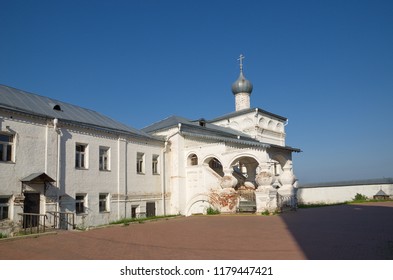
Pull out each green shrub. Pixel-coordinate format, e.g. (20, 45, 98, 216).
(206, 207, 220, 215)
(0, 232, 8, 239)
(353, 193, 368, 201)
(261, 210, 269, 216)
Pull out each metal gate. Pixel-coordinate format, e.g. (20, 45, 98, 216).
(276, 193, 297, 212)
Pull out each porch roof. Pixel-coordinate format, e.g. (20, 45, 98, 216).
(21, 172, 56, 183)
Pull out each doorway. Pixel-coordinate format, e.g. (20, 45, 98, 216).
(146, 202, 156, 217)
(23, 193, 40, 228)
(131, 205, 137, 219)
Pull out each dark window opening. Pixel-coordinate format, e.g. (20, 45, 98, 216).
(53, 104, 62, 111)
(198, 119, 206, 127)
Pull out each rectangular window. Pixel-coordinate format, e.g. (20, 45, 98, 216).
(0, 197, 10, 220)
(0, 134, 13, 162)
(75, 194, 87, 214)
(137, 152, 145, 174)
(75, 144, 88, 169)
(152, 154, 159, 175)
(99, 193, 109, 212)
(99, 147, 110, 171)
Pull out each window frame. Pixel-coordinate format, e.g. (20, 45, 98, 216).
(136, 152, 145, 174)
(0, 133, 14, 163)
(75, 194, 87, 215)
(152, 154, 159, 175)
(0, 197, 10, 220)
(99, 193, 110, 213)
(99, 146, 110, 171)
(75, 143, 88, 169)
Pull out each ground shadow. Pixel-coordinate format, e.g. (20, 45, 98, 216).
(279, 202, 393, 259)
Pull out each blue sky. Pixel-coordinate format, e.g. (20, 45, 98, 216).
(1, 0, 392, 184)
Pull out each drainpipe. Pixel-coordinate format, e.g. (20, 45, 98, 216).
(45, 122, 49, 174)
(117, 136, 121, 220)
(161, 142, 167, 216)
(53, 118, 61, 213)
(124, 138, 128, 218)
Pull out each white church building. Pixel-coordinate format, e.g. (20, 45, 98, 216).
(0, 57, 300, 234)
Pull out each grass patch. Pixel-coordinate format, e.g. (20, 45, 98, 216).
(299, 194, 393, 209)
(109, 215, 179, 225)
(0, 232, 7, 239)
(349, 193, 393, 204)
(349, 198, 393, 204)
(298, 202, 347, 208)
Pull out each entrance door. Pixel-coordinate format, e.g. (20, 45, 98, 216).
(131, 206, 137, 219)
(23, 193, 40, 228)
(146, 202, 156, 217)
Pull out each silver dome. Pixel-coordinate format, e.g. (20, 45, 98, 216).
(231, 71, 253, 95)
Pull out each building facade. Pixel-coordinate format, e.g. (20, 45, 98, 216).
(1, 58, 300, 235)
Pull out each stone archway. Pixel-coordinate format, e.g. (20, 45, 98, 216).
(229, 156, 259, 213)
(230, 155, 259, 189)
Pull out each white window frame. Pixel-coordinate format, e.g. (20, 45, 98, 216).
(99, 193, 110, 213)
(0, 133, 14, 162)
(99, 146, 110, 171)
(152, 154, 159, 175)
(75, 143, 88, 169)
(137, 152, 145, 174)
(75, 194, 87, 214)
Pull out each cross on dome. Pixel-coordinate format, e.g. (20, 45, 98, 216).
(231, 54, 253, 99)
(238, 54, 245, 72)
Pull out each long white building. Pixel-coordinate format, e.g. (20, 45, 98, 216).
(0, 58, 300, 235)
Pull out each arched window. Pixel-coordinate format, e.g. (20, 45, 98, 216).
(188, 154, 198, 166)
(208, 158, 224, 177)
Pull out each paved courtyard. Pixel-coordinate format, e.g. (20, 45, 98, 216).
(1, 202, 392, 260)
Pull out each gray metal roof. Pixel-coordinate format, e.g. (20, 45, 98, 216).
(143, 115, 258, 140)
(209, 107, 287, 122)
(375, 189, 388, 196)
(180, 122, 262, 142)
(0, 84, 156, 140)
(143, 115, 301, 151)
(21, 172, 55, 183)
(142, 115, 192, 133)
(181, 131, 270, 148)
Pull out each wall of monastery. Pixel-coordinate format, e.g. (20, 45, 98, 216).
(297, 181, 393, 204)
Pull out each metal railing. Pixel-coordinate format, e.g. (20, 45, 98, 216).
(277, 193, 297, 212)
(46, 211, 75, 230)
(18, 213, 48, 234)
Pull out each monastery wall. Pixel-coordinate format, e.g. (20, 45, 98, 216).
(297, 181, 393, 204)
